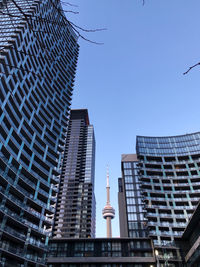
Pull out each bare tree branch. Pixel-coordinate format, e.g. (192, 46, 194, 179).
(183, 62, 200, 75)
(0, 0, 106, 78)
(48, 0, 106, 44)
(63, 10, 79, 14)
(69, 21, 107, 33)
(60, 1, 78, 8)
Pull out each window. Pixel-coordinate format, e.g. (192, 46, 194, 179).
(112, 242, 121, 251)
(123, 162, 132, 168)
(85, 242, 94, 251)
(102, 242, 111, 251)
(74, 242, 84, 251)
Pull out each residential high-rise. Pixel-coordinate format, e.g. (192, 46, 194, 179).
(0, 0, 79, 265)
(53, 109, 96, 239)
(119, 133, 200, 265)
(118, 154, 147, 238)
(136, 133, 200, 245)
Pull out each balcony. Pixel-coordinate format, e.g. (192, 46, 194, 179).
(0, 244, 24, 258)
(28, 238, 47, 250)
(3, 226, 26, 241)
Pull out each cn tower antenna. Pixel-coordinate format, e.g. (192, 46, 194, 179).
(102, 166, 115, 238)
(107, 166, 109, 188)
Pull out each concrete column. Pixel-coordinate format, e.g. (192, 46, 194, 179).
(106, 217, 112, 238)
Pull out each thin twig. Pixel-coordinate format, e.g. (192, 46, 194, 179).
(61, 1, 78, 8)
(49, 0, 106, 44)
(183, 62, 200, 75)
(69, 21, 107, 33)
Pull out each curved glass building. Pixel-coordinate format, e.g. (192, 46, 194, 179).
(119, 133, 200, 265)
(0, 0, 79, 265)
(136, 132, 200, 246)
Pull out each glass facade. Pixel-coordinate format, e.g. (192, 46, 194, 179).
(119, 131, 200, 266)
(119, 155, 147, 238)
(47, 238, 155, 267)
(137, 133, 200, 156)
(0, 0, 79, 265)
(136, 133, 200, 246)
(53, 110, 96, 238)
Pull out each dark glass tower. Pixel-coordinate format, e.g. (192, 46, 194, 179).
(0, 0, 79, 265)
(53, 109, 96, 239)
(118, 154, 147, 238)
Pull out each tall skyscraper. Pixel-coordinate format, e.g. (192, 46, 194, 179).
(119, 133, 200, 265)
(53, 109, 96, 239)
(0, 0, 79, 265)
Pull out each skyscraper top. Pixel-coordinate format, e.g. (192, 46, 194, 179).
(70, 109, 90, 125)
(136, 132, 200, 155)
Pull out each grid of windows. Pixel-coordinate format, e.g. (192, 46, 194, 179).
(53, 110, 96, 239)
(136, 133, 200, 247)
(48, 238, 154, 259)
(137, 133, 200, 155)
(0, 0, 79, 265)
(120, 158, 147, 238)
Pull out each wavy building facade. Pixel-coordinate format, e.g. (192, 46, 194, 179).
(137, 133, 200, 245)
(0, 0, 79, 265)
(119, 133, 200, 266)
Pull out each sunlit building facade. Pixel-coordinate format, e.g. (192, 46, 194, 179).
(136, 133, 200, 246)
(119, 133, 200, 266)
(53, 109, 96, 239)
(0, 0, 79, 265)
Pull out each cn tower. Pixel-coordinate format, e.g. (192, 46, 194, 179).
(102, 168, 115, 238)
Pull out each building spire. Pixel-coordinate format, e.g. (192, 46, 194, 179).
(102, 166, 115, 238)
(106, 166, 109, 188)
(106, 166, 110, 205)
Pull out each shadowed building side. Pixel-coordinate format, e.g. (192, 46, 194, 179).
(53, 109, 96, 239)
(118, 154, 148, 239)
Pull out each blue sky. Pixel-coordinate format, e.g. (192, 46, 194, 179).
(65, 0, 200, 237)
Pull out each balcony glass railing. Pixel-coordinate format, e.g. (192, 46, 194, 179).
(146, 204, 196, 211)
(15, 184, 34, 199)
(0, 244, 24, 256)
(3, 226, 26, 241)
(38, 187, 49, 198)
(2, 207, 49, 235)
(25, 254, 45, 264)
(29, 238, 46, 249)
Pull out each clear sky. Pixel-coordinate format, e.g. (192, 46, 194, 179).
(64, 0, 200, 237)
